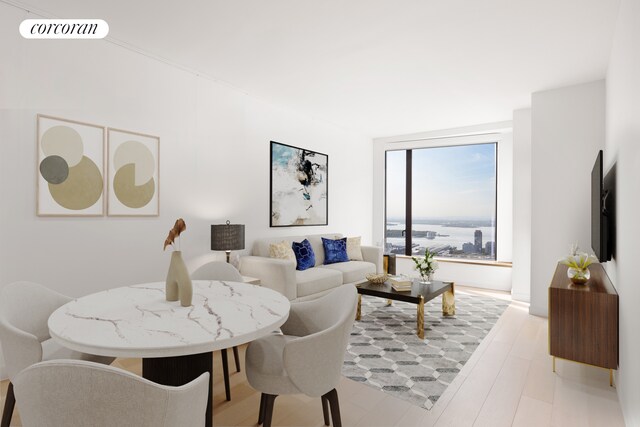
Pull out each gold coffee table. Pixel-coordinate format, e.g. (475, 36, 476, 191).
(355, 279, 455, 339)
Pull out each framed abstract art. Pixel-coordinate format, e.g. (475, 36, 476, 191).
(37, 115, 105, 216)
(270, 141, 328, 227)
(107, 128, 160, 216)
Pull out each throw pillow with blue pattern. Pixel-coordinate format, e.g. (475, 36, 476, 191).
(292, 239, 316, 271)
(322, 237, 349, 264)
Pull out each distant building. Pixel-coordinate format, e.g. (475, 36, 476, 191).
(474, 230, 483, 253)
(462, 242, 476, 253)
(485, 241, 495, 257)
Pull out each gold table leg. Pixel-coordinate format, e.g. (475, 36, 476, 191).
(417, 295, 425, 339)
(356, 294, 361, 321)
(386, 299, 393, 306)
(442, 283, 456, 316)
(610, 369, 613, 387)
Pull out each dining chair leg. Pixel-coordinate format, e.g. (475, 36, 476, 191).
(263, 394, 277, 427)
(258, 393, 267, 425)
(321, 395, 330, 426)
(1, 382, 15, 427)
(232, 346, 241, 372)
(221, 349, 231, 401)
(323, 388, 342, 427)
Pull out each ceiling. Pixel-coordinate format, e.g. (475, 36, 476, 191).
(18, 0, 620, 137)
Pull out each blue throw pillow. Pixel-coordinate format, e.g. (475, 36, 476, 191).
(292, 239, 316, 271)
(322, 237, 349, 264)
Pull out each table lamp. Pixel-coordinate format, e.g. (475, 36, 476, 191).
(211, 221, 245, 263)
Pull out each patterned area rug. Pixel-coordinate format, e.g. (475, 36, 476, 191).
(342, 291, 509, 410)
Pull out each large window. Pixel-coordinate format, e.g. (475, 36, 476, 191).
(385, 143, 497, 260)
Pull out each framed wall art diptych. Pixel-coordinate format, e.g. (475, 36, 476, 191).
(37, 115, 105, 216)
(107, 128, 160, 216)
(270, 141, 328, 227)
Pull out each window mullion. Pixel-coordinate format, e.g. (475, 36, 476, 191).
(405, 149, 412, 256)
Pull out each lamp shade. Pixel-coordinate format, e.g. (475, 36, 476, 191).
(211, 222, 245, 251)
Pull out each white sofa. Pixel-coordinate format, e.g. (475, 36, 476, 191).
(239, 233, 382, 301)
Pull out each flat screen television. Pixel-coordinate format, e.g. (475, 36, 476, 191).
(592, 150, 615, 262)
(591, 150, 605, 260)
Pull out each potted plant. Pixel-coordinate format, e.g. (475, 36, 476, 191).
(412, 248, 439, 283)
(560, 244, 598, 285)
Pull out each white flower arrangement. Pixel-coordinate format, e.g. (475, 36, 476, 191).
(412, 248, 439, 282)
(559, 243, 598, 270)
(560, 243, 598, 284)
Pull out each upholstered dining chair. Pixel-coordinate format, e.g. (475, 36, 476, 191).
(0, 281, 115, 427)
(191, 261, 244, 401)
(13, 360, 209, 427)
(245, 285, 357, 427)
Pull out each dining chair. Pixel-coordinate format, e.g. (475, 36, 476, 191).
(13, 359, 209, 427)
(191, 261, 244, 401)
(0, 281, 115, 427)
(245, 285, 357, 427)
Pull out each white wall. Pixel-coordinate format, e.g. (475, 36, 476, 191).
(0, 5, 373, 377)
(497, 132, 514, 262)
(606, 0, 640, 423)
(511, 108, 532, 302)
(529, 81, 605, 317)
(372, 123, 514, 291)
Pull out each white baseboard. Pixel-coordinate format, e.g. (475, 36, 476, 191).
(511, 292, 530, 303)
(529, 305, 548, 318)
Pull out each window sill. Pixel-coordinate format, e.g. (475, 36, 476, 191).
(393, 255, 512, 268)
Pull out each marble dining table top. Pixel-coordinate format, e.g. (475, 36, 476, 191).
(48, 280, 290, 358)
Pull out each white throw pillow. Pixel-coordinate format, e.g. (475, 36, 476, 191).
(269, 241, 296, 261)
(347, 236, 364, 261)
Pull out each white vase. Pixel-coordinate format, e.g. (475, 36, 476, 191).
(166, 251, 193, 307)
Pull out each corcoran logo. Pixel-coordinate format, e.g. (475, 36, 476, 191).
(19, 19, 109, 39)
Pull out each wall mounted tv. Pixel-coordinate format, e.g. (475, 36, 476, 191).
(591, 150, 616, 262)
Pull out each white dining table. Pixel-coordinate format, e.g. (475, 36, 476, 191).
(48, 280, 290, 427)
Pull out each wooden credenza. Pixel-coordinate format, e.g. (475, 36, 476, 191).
(549, 263, 618, 384)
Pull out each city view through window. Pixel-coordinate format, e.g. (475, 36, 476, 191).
(385, 143, 497, 260)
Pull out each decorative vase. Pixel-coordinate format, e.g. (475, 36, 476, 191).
(166, 250, 193, 306)
(419, 272, 433, 284)
(567, 266, 590, 285)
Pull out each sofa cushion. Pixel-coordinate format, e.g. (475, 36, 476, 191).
(307, 234, 343, 266)
(322, 237, 349, 264)
(269, 241, 296, 262)
(292, 239, 316, 271)
(319, 261, 376, 284)
(253, 236, 304, 258)
(296, 268, 343, 298)
(347, 236, 364, 261)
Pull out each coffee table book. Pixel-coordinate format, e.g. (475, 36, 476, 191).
(388, 275, 412, 285)
(391, 282, 413, 292)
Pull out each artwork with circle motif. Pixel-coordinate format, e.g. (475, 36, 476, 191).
(37, 115, 105, 216)
(107, 129, 159, 216)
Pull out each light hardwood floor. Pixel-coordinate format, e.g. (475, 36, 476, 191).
(0, 286, 626, 426)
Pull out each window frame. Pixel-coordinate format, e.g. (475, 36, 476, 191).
(384, 140, 499, 260)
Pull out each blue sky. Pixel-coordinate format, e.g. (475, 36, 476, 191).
(386, 143, 496, 220)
